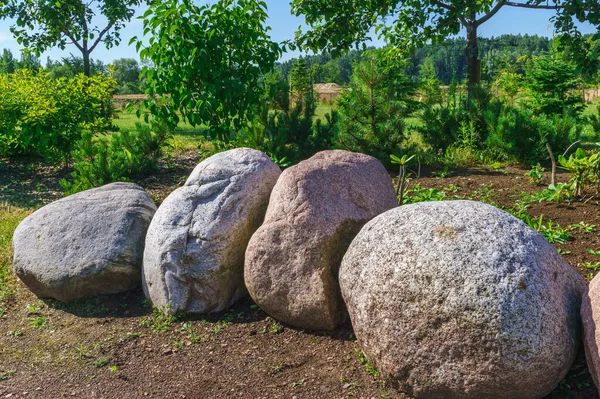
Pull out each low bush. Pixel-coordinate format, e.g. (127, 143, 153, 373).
(60, 122, 171, 195)
(0, 69, 115, 163)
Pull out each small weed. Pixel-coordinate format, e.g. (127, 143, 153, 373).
(25, 301, 42, 314)
(0, 370, 16, 380)
(7, 329, 22, 337)
(355, 347, 379, 379)
(521, 215, 571, 244)
(221, 313, 234, 323)
(587, 273, 595, 281)
(139, 307, 177, 333)
(432, 166, 454, 178)
(109, 365, 118, 373)
(526, 164, 545, 184)
(212, 326, 224, 335)
(272, 363, 283, 373)
(262, 322, 284, 334)
(94, 356, 112, 368)
(568, 222, 596, 233)
(588, 249, 600, 257)
(557, 248, 571, 255)
(0, 307, 4, 318)
(291, 379, 305, 388)
(28, 316, 46, 328)
(582, 262, 600, 271)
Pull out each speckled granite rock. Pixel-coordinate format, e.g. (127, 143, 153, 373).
(245, 150, 397, 330)
(13, 182, 156, 302)
(340, 200, 586, 399)
(143, 148, 280, 315)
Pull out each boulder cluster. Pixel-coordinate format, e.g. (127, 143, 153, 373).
(12, 148, 600, 398)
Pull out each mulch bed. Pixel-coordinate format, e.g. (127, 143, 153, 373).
(1, 157, 599, 399)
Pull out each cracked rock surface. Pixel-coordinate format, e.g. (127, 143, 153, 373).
(340, 200, 586, 399)
(244, 150, 397, 331)
(143, 148, 280, 315)
(13, 182, 156, 302)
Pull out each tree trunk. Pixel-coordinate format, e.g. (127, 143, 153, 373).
(465, 23, 480, 101)
(83, 50, 91, 77)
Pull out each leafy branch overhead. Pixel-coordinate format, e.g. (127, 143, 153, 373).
(291, 0, 600, 89)
(0, 0, 141, 76)
(132, 0, 282, 141)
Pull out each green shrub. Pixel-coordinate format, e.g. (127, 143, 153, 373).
(336, 49, 418, 167)
(0, 69, 115, 163)
(60, 122, 171, 195)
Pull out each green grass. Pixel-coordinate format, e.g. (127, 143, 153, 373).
(0, 203, 31, 305)
(113, 110, 210, 153)
(314, 104, 334, 122)
(583, 97, 600, 117)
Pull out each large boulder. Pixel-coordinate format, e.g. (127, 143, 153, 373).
(582, 274, 600, 394)
(340, 200, 586, 399)
(245, 150, 397, 330)
(13, 182, 156, 302)
(143, 148, 280, 315)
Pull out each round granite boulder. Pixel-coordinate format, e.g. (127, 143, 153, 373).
(582, 274, 600, 395)
(245, 150, 398, 330)
(13, 182, 156, 302)
(143, 148, 281, 315)
(340, 200, 586, 399)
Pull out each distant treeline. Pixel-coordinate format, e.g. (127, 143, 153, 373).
(276, 34, 599, 86)
(1, 34, 597, 90)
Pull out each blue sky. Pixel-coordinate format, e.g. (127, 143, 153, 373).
(0, 1, 596, 65)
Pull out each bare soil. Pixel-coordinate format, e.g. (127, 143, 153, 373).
(1, 157, 599, 399)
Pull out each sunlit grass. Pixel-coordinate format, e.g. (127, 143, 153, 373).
(112, 110, 209, 153)
(0, 203, 30, 304)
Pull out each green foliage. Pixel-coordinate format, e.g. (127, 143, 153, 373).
(557, 147, 600, 197)
(135, 0, 281, 141)
(526, 54, 584, 116)
(0, 69, 114, 163)
(0, 0, 141, 76)
(526, 164, 545, 184)
(139, 306, 177, 334)
(520, 214, 572, 244)
(60, 122, 170, 194)
(289, 58, 313, 103)
(0, 203, 29, 307)
(337, 49, 418, 165)
(291, 0, 600, 88)
(391, 153, 415, 204)
(236, 97, 338, 165)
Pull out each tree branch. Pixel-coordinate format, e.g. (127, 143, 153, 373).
(431, 0, 469, 26)
(62, 26, 84, 52)
(89, 22, 114, 53)
(504, 1, 559, 10)
(475, 1, 507, 27)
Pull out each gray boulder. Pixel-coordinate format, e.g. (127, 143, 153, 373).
(244, 150, 397, 330)
(13, 182, 156, 302)
(340, 200, 585, 399)
(582, 274, 600, 395)
(143, 148, 280, 315)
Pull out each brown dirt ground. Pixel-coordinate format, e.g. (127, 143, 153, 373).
(1, 158, 599, 399)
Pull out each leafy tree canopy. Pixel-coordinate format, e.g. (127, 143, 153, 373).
(290, 0, 600, 88)
(0, 0, 141, 75)
(134, 0, 281, 141)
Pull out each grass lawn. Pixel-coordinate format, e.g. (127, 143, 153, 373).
(0, 203, 30, 309)
(113, 110, 210, 153)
